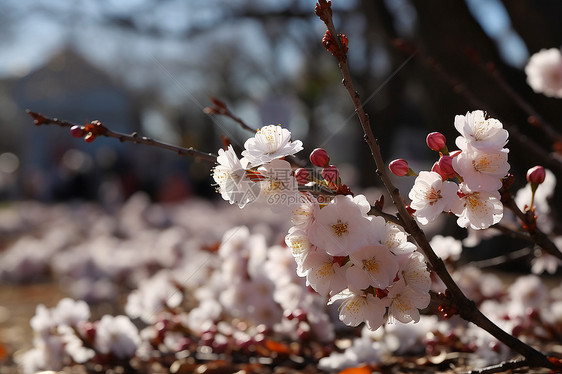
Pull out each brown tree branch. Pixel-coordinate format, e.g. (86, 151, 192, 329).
(27, 110, 218, 163)
(490, 223, 533, 242)
(315, 1, 555, 370)
(368, 205, 402, 227)
(502, 194, 562, 262)
(204, 97, 257, 133)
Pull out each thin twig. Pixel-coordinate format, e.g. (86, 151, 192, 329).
(490, 223, 533, 242)
(315, 1, 555, 370)
(204, 97, 257, 133)
(503, 194, 562, 262)
(27, 110, 218, 163)
(462, 359, 529, 374)
(466, 247, 533, 269)
(466, 49, 562, 146)
(368, 205, 402, 226)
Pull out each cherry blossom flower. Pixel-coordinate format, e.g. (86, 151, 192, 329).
(329, 287, 389, 330)
(212, 145, 259, 208)
(525, 48, 562, 98)
(256, 159, 299, 212)
(452, 266, 504, 302)
(289, 192, 317, 230)
(397, 252, 432, 295)
(452, 184, 503, 230)
(52, 298, 91, 327)
(242, 125, 303, 167)
(531, 248, 562, 275)
(378, 218, 417, 255)
(307, 195, 371, 256)
(285, 228, 314, 271)
(454, 110, 508, 152)
(30, 305, 56, 336)
(60, 326, 95, 363)
(183, 299, 222, 334)
(408, 171, 460, 225)
(94, 315, 140, 359)
(300, 250, 348, 296)
(125, 273, 183, 323)
(346, 244, 399, 289)
(430, 235, 462, 261)
(387, 278, 430, 324)
(452, 146, 510, 191)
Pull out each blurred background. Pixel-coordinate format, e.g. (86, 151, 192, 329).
(0, 0, 561, 205)
(0, 1, 561, 368)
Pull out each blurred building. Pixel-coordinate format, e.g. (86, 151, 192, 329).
(0, 47, 138, 201)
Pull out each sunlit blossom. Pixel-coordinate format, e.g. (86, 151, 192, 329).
(307, 195, 371, 256)
(452, 146, 510, 191)
(451, 184, 503, 230)
(301, 250, 348, 296)
(256, 159, 300, 212)
(347, 244, 399, 289)
(454, 110, 508, 152)
(329, 288, 389, 330)
(212, 145, 260, 208)
(242, 125, 303, 167)
(408, 171, 460, 225)
(387, 278, 430, 324)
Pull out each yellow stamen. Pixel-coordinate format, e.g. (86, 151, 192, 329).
(331, 219, 348, 237)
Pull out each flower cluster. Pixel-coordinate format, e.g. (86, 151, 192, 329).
(20, 298, 140, 373)
(213, 126, 432, 331)
(212, 125, 303, 209)
(287, 195, 431, 330)
(404, 110, 510, 230)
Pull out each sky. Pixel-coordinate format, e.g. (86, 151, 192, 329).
(0, 0, 529, 83)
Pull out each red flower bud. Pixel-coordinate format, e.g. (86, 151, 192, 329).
(437, 155, 456, 179)
(84, 133, 96, 143)
(310, 148, 330, 167)
(526, 166, 545, 185)
(426, 132, 447, 151)
(431, 161, 444, 179)
(389, 159, 410, 176)
(70, 125, 85, 138)
(294, 168, 310, 185)
(321, 165, 339, 182)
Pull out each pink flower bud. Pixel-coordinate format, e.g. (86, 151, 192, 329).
(438, 155, 456, 179)
(70, 125, 85, 138)
(426, 132, 447, 151)
(310, 148, 330, 167)
(294, 168, 310, 185)
(389, 159, 409, 176)
(431, 161, 445, 180)
(321, 165, 339, 182)
(526, 166, 545, 185)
